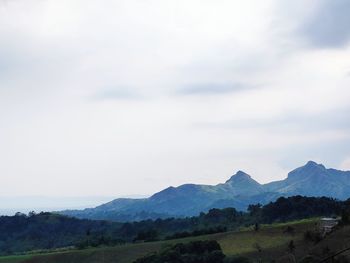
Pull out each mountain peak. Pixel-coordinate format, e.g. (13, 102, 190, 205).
(305, 160, 325, 169)
(235, 170, 251, 177)
(287, 161, 327, 181)
(225, 170, 254, 184)
(223, 170, 263, 196)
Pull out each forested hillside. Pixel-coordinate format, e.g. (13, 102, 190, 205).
(1, 196, 349, 256)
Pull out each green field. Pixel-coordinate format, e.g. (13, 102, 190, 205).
(0, 218, 345, 263)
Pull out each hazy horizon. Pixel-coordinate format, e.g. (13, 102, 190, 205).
(0, 194, 151, 216)
(1, 0, 350, 198)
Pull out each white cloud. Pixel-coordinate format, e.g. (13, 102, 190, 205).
(0, 0, 349, 198)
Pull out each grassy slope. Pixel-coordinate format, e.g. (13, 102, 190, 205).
(0, 219, 319, 263)
(306, 225, 350, 261)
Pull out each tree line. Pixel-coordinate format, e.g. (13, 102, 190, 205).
(1, 195, 349, 255)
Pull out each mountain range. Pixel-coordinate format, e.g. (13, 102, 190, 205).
(61, 161, 350, 222)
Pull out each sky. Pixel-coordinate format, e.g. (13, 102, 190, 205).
(1, 0, 350, 201)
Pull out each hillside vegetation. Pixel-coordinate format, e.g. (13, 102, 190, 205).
(2, 218, 350, 263)
(1, 195, 348, 257)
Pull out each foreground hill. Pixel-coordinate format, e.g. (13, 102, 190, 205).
(2, 219, 349, 263)
(0, 213, 123, 255)
(2, 196, 347, 257)
(61, 161, 350, 221)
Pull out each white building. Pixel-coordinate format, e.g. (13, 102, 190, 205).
(320, 218, 339, 234)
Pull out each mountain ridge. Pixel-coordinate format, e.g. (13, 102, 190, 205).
(60, 161, 350, 222)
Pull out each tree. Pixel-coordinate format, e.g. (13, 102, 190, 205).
(14, 212, 26, 217)
(341, 209, 350, 225)
(254, 223, 260, 232)
(86, 228, 91, 247)
(28, 211, 36, 217)
(248, 204, 262, 216)
(288, 240, 295, 253)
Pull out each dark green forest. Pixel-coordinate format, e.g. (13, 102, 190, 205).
(1, 195, 349, 256)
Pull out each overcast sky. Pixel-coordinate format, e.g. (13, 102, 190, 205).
(1, 0, 350, 198)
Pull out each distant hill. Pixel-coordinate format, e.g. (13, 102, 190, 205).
(61, 161, 350, 221)
(264, 161, 350, 198)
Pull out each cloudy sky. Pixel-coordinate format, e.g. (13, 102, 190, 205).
(1, 0, 350, 199)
